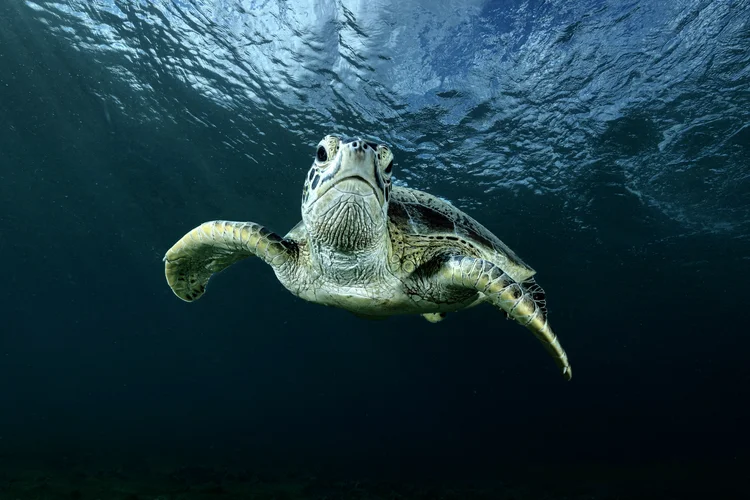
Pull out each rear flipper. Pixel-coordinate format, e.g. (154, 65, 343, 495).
(422, 312, 447, 323)
(437, 256, 572, 380)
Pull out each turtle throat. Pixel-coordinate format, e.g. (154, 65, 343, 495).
(306, 193, 388, 254)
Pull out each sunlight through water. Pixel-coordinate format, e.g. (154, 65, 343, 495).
(24, 0, 750, 237)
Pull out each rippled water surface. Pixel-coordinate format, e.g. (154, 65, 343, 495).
(1, 0, 750, 497)
(20, 0, 750, 234)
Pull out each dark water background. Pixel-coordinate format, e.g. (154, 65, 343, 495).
(1, 0, 749, 497)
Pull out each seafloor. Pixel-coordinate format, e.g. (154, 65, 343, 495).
(0, 454, 745, 500)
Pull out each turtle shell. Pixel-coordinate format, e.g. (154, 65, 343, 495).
(387, 186, 536, 283)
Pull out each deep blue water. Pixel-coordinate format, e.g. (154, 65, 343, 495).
(1, 0, 749, 498)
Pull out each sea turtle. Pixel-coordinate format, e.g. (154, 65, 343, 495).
(164, 135, 572, 380)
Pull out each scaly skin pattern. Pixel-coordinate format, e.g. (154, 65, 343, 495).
(164, 135, 573, 380)
(163, 221, 297, 302)
(438, 256, 571, 380)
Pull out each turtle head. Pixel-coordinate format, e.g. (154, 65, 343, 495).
(301, 135, 394, 252)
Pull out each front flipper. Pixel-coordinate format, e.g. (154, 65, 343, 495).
(438, 256, 572, 380)
(164, 220, 296, 302)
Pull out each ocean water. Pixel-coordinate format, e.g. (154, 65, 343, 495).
(1, 0, 749, 498)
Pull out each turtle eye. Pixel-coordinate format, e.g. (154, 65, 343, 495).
(384, 160, 393, 174)
(316, 145, 328, 162)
